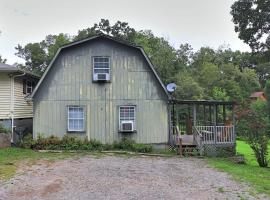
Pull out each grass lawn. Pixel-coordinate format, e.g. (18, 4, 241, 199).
(0, 148, 79, 180)
(208, 140, 270, 197)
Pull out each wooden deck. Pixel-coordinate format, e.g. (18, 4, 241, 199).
(172, 125, 235, 156)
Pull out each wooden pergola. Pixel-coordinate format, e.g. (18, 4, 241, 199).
(168, 99, 236, 148)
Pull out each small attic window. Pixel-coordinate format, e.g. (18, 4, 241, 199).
(26, 81, 33, 94)
(93, 56, 110, 81)
(23, 80, 34, 94)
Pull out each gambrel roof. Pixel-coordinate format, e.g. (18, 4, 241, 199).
(31, 34, 169, 98)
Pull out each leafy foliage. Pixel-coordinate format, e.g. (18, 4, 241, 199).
(0, 124, 11, 134)
(14, 18, 262, 101)
(238, 100, 270, 167)
(21, 135, 153, 153)
(231, 0, 270, 51)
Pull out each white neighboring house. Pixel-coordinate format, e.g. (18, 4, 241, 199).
(0, 63, 40, 143)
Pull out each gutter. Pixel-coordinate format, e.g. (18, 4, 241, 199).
(9, 72, 26, 143)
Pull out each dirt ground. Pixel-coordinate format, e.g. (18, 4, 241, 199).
(0, 154, 268, 200)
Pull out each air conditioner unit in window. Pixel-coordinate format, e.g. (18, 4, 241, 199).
(120, 120, 134, 132)
(93, 73, 110, 81)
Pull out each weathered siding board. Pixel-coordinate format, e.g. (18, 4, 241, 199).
(33, 38, 168, 144)
(0, 73, 11, 119)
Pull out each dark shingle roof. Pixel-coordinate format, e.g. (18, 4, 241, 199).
(0, 62, 41, 78)
(0, 63, 18, 72)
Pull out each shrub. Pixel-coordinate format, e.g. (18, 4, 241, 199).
(0, 124, 11, 134)
(19, 134, 35, 149)
(113, 137, 135, 150)
(26, 135, 153, 153)
(113, 138, 153, 153)
(132, 143, 153, 153)
(238, 100, 270, 167)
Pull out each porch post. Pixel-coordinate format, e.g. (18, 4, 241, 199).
(209, 105, 212, 125)
(232, 104, 236, 142)
(223, 105, 226, 125)
(193, 104, 197, 126)
(213, 104, 217, 144)
(203, 105, 206, 124)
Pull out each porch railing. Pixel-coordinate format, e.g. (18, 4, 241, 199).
(194, 126, 235, 144)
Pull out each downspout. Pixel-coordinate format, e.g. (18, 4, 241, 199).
(9, 72, 26, 143)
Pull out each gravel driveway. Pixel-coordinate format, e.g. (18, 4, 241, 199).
(0, 154, 268, 200)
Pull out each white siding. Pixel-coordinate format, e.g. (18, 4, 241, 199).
(13, 77, 34, 118)
(0, 73, 11, 119)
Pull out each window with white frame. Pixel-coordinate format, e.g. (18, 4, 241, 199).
(119, 106, 136, 130)
(93, 56, 110, 81)
(67, 106, 85, 132)
(26, 81, 33, 94)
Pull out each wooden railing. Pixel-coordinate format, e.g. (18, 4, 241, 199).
(171, 126, 183, 156)
(193, 126, 202, 146)
(194, 126, 235, 144)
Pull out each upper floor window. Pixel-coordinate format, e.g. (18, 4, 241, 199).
(23, 80, 34, 95)
(93, 56, 110, 81)
(26, 81, 33, 94)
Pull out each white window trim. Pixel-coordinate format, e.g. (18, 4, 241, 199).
(26, 81, 33, 94)
(92, 56, 111, 80)
(119, 105, 136, 131)
(67, 106, 85, 132)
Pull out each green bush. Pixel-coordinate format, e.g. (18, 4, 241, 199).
(0, 124, 11, 134)
(113, 138, 153, 153)
(113, 137, 135, 150)
(238, 100, 270, 167)
(19, 134, 35, 149)
(132, 143, 153, 153)
(25, 135, 153, 153)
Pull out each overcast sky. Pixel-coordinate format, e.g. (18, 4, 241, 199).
(0, 0, 250, 65)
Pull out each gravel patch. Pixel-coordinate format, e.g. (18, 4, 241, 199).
(0, 155, 268, 200)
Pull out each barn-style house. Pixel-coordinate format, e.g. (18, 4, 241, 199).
(30, 34, 236, 155)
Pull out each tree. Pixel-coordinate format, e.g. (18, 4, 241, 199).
(231, 0, 270, 51)
(0, 55, 7, 63)
(238, 100, 270, 167)
(212, 87, 229, 101)
(174, 71, 204, 100)
(74, 19, 136, 42)
(41, 33, 70, 63)
(15, 43, 47, 74)
(264, 79, 270, 116)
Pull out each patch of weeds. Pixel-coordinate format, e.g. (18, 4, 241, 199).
(217, 187, 225, 193)
(237, 193, 247, 200)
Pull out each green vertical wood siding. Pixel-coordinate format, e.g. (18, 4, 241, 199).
(33, 38, 169, 144)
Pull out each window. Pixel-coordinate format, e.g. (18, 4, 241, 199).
(26, 81, 33, 94)
(93, 56, 110, 81)
(23, 80, 34, 94)
(119, 106, 136, 130)
(67, 106, 85, 132)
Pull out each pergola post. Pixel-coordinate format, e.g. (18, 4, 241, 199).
(223, 105, 226, 125)
(193, 104, 197, 126)
(209, 105, 212, 125)
(232, 104, 236, 141)
(203, 105, 206, 124)
(213, 104, 217, 144)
